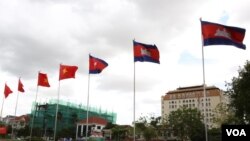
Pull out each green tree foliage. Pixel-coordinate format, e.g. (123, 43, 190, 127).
(103, 122, 116, 129)
(103, 123, 131, 141)
(226, 60, 250, 124)
(135, 114, 162, 141)
(111, 126, 129, 141)
(212, 103, 239, 126)
(16, 125, 30, 137)
(167, 107, 205, 141)
(143, 126, 156, 141)
(208, 128, 221, 141)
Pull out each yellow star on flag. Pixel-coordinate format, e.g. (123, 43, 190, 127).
(63, 68, 68, 74)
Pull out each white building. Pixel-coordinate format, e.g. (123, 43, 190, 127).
(76, 116, 108, 138)
(161, 85, 227, 129)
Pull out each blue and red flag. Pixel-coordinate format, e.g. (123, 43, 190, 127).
(89, 55, 108, 74)
(133, 40, 160, 64)
(201, 20, 246, 50)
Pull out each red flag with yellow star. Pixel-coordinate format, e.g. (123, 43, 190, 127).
(18, 78, 25, 92)
(38, 72, 50, 87)
(4, 83, 13, 98)
(59, 64, 78, 80)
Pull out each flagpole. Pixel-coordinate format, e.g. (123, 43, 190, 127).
(133, 61, 136, 141)
(14, 92, 19, 116)
(30, 80, 39, 141)
(132, 39, 136, 141)
(15, 78, 21, 117)
(53, 79, 61, 141)
(75, 123, 79, 140)
(12, 90, 20, 139)
(86, 72, 90, 141)
(0, 95, 5, 121)
(200, 18, 208, 141)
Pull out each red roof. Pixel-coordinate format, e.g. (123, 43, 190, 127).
(78, 116, 108, 125)
(15, 115, 30, 122)
(9, 115, 30, 123)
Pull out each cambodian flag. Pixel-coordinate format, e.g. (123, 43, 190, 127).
(133, 40, 160, 64)
(89, 55, 108, 74)
(201, 20, 246, 50)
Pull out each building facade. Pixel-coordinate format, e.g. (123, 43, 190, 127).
(76, 116, 108, 139)
(161, 85, 227, 129)
(30, 99, 117, 137)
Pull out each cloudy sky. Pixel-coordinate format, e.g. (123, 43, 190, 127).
(0, 0, 249, 125)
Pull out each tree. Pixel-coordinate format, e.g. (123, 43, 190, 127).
(143, 126, 156, 141)
(167, 107, 205, 141)
(226, 60, 250, 124)
(16, 125, 30, 137)
(103, 123, 131, 141)
(208, 128, 221, 141)
(103, 122, 116, 129)
(111, 126, 129, 141)
(134, 114, 162, 141)
(212, 103, 239, 126)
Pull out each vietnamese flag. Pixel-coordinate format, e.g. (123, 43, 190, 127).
(4, 83, 13, 98)
(38, 72, 50, 87)
(18, 78, 25, 92)
(59, 64, 78, 80)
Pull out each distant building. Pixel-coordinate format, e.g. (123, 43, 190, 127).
(30, 99, 117, 137)
(11, 115, 30, 129)
(1, 114, 29, 138)
(161, 85, 227, 129)
(2, 115, 16, 125)
(76, 116, 108, 138)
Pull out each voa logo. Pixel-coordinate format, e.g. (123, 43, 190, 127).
(226, 129, 246, 136)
